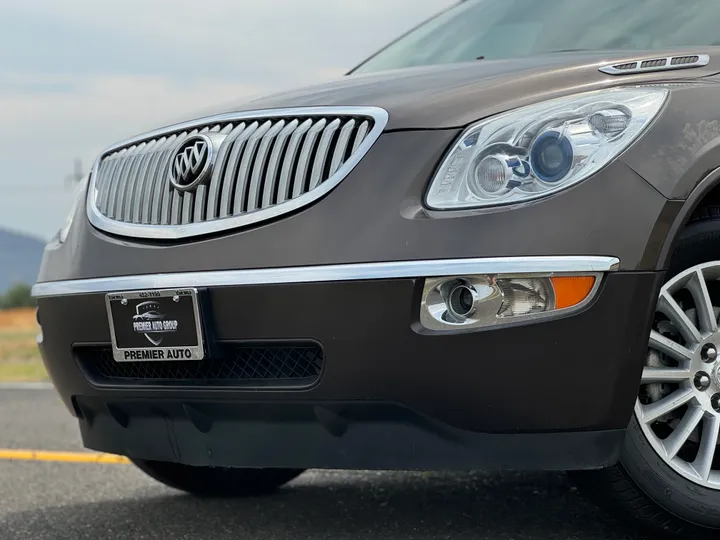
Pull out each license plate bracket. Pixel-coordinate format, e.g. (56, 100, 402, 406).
(105, 288, 205, 362)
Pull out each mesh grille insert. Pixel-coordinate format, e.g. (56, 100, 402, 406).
(75, 342, 324, 388)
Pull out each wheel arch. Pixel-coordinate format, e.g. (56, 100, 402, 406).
(657, 165, 720, 271)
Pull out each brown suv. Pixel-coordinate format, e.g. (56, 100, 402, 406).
(32, 0, 720, 537)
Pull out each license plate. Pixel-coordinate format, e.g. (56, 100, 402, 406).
(105, 288, 205, 362)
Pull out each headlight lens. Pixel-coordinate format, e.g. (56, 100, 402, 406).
(58, 174, 90, 243)
(425, 88, 668, 210)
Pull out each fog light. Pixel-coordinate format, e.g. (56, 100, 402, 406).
(419, 274, 598, 332)
(447, 283, 479, 320)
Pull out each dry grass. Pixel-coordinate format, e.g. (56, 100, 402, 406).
(0, 307, 37, 329)
(0, 308, 47, 382)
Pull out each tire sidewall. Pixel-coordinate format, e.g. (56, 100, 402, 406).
(624, 416, 720, 529)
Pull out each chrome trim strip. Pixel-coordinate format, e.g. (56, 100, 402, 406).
(86, 106, 389, 240)
(32, 256, 620, 298)
(599, 54, 710, 75)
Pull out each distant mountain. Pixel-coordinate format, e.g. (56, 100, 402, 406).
(0, 229, 46, 293)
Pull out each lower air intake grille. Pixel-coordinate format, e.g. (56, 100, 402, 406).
(75, 342, 324, 388)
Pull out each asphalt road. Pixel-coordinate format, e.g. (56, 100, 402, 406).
(0, 387, 647, 540)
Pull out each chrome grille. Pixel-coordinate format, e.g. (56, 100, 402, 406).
(88, 107, 388, 239)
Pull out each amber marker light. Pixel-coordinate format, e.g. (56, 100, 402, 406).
(550, 276, 597, 310)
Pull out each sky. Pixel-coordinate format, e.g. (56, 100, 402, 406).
(0, 0, 454, 241)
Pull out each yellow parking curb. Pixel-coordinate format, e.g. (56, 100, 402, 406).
(0, 449, 130, 464)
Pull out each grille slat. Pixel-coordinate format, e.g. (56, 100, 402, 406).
(97, 153, 120, 214)
(328, 119, 356, 177)
(117, 143, 147, 221)
(151, 135, 180, 224)
(142, 136, 173, 224)
(233, 121, 273, 215)
(309, 118, 341, 191)
(261, 119, 299, 208)
(182, 126, 204, 222)
(170, 189, 183, 225)
(181, 190, 194, 224)
(137, 137, 167, 223)
(101, 152, 124, 214)
(192, 185, 206, 223)
(206, 123, 246, 220)
(352, 121, 370, 154)
(247, 120, 286, 212)
(220, 122, 258, 218)
(130, 140, 161, 223)
(277, 119, 313, 204)
(94, 158, 115, 211)
(162, 132, 190, 224)
(106, 146, 135, 219)
(195, 124, 232, 222)
(292, 119, 327, 198)
(76, 343, 324, 388)
(89, 108, 385, 238)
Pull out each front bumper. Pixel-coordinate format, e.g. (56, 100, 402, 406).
(34, 259, 663, 471)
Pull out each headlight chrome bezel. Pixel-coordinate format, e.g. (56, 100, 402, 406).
(424, 87, 669, 212)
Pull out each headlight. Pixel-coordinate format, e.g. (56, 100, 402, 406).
(425, 87, 668, 210)
(58, 174, 90, 244)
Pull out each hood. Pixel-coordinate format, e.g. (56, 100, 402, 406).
(169, 48, 720, 132)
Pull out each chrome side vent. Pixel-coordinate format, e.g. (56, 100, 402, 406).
(614, 62, 639, 71)
(672, 55, 700, 65)
(641, 59, 667, 69)
(600, 54, 709, 75)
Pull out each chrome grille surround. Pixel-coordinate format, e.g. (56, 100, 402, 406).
(86, 106, 389, 240)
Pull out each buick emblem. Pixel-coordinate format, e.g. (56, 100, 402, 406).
(169, 134, 214, 191)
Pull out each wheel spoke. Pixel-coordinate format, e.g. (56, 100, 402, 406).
(641, 367, 692, 384)
(688, 269, 718, 333)
(639, 388, 694, 424)
(662, 405, 704, 458)
(693, 415, 720, 481)
(648, 331, 693, 363)
(658, 291, 703, 345)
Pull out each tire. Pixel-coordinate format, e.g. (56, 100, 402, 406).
(131, 459, 305, 497)
(573, 208, 720, 539)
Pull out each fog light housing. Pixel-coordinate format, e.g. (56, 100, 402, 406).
(419, 273, 598, 331)
(497, 278, 553, 318)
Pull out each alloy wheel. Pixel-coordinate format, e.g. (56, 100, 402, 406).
(637, 261, 720, 489)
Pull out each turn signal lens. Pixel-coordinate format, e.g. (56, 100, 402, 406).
(550, 276, 596, 309)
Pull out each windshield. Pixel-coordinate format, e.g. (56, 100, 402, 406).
(354, 0, 720, 74)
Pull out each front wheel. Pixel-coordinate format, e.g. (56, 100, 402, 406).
(576, 212, 720, 538)
(132, 459, 305, 497)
